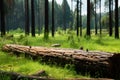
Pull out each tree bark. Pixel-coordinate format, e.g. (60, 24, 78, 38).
(115, 0, 119, 39)
(76, 0, 79, 36)
(37, 0, 41, 35)
(99, 0, 102, 35)
(31, 0, 35, 37)
(3, 44, 120, 78)
(80, 0, 82, 36)
(25, 0, 30, 36)
(95, 0, 98, 35)
(109, 0, 112, 36)
(44, 0, 49, 39)
(87, 0, 91, 36)
(63, 0, 66, 31)
(52, 0, 55, 37)
(0, 0, 6, 37)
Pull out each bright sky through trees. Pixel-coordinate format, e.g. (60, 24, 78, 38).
(50, 0, 120, 15)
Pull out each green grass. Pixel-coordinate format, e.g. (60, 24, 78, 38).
(1, 30, 120, 79)
(0, 52, 89, 79)
(6, 32, 120, 53)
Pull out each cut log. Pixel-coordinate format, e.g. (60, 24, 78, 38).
(2, 44, 120, 79)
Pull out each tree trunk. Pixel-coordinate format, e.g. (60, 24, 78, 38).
(63, 0, 66, 31)
(76, 0, 79, 36)
(0, 0, 6, 37)
(87, 0, 91, 36)
(31, 0, 35, 37)
(44, 0, 49, 39)
(99, 0, 102, 35)
(109, 0, 112, 36)
(80, 0, 82, 36)
(25, 0, 29, 36)
(37, 0, 41, 35)
(95, 0, 98, 35)
(52, 0, 55, 37)
(115, 0, 119, 39)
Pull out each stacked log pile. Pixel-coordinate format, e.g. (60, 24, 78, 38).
(2, 44, 120, 79)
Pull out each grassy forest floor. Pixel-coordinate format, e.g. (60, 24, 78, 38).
(0, 29, 120, 79)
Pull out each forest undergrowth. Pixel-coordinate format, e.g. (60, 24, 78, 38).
(0, 29, 120, 79)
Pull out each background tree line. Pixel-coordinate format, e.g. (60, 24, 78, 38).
(0, 0, 120, 38)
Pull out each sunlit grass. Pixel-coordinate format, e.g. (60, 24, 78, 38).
(1, 29, 120, 79)
(2, 31, 120, 53)
(0, 52, 89, 79)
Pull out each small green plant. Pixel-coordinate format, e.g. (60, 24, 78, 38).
(44, 32, 49, 40)
(9, 28, 23, 34)
(68, 34, 78, 48)
(57, 27, 64, 35)
(23, 39, 30, 46)
(17, 35, 25, 41)
(84, 35, 91, 40)
(66, 29, 72, 34)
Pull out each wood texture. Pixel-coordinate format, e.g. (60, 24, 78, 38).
(2, 44, 120, 79)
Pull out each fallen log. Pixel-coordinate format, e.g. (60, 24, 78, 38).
(0, 70, 49, 80)
(66, 79, 113, 80)
(31, 70, 48, 77)
(2, 44, 120, 79)
(0, 70, 113, 80)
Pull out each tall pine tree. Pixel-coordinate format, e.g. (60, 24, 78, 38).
(44, 0, 49, 39)
(61, 0, 72, 31)
(115, 0, 119, 39)
(109, 0, 112, 36)
(0, 0, 6, 37)
(31, 0, 35, 37)
(94, 0, 98, 35)
(25, 0, 29, 36)
(99, 0, 102, 35)
(80, 0, 82, 36)
(87, 0, 91, 36)
(52, 0, 55, 37)
(76, 0, 79, 36)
